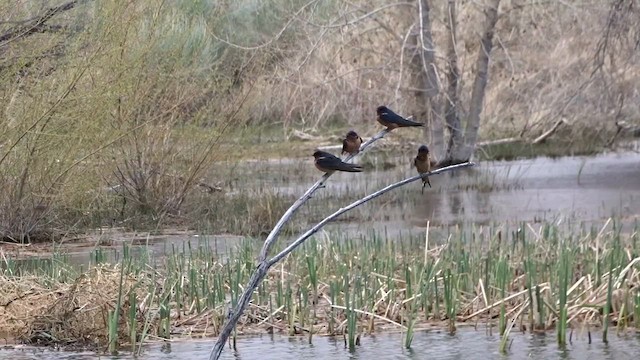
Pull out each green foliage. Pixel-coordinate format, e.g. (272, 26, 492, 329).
(0, 1, 265, 241)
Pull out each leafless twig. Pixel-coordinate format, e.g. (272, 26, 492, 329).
(209, 0, 319, 51)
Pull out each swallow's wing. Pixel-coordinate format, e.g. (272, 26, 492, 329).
(385, 108, 405, 123)
(317, 154, 342, 170)
(318, 155, 361, 172)
(384, 109, 422, 126)
(394, 115, 422, 126)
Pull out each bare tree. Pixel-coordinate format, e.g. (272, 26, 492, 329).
(409, 0, 502, 165)
(408, 0, 445, 160)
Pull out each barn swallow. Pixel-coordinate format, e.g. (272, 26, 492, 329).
(313, 150, 363, 173)
(341, 130, 363, 156)
(376, 106, 424, 130)
(414, 145, 433, 193)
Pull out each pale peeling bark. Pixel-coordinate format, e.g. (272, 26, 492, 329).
(455, 0, 501, 161)
(443, 0, 463, 165)
(410, 0, 445, 160)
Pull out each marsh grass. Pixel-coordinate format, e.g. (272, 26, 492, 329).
(0, 218, 638, 353)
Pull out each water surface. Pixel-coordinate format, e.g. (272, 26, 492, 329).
(4, 330, 640, 360)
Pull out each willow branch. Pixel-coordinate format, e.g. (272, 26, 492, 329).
(258, 128, 390, 262)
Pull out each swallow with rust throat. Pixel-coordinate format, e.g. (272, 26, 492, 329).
(376, 106, 424, 130)
(341, 130, 363, 156)
(313, 150, 363, 173)
(414, 145, 435, 193)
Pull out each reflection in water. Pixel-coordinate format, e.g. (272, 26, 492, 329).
(3, 330, 640, 359)
(413, 151, 640, 226)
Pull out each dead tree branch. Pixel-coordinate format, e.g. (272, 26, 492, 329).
(460, 0, 501, 161)
(268, 162, 474, 265)
(209, 161, 475, 360)
(475, 117, 568, 148)
(413, 0, 445, 160)
(532, 117, 567, 144)
(258, 128, 390, 262)
(443, 0, 462, 162)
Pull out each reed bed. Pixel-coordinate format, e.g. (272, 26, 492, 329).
(0, 219, 638, 353)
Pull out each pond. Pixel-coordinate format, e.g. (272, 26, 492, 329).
(4, 329, 640, 359)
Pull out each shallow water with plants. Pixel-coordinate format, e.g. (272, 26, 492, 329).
(3, 330, 640, 359)
(0, 151, 639, 359)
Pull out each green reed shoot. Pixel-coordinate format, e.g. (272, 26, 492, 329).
(344, 273, 357, 352)
(129, 291, 137, 348)
(443, 268, 457, 334)
(556, 243, 570, 345)
(603, 233, 620, 343)
(159, 296, 171, 339)
(286, 280, 295, 335)
(108, 263, 126, 354)
(495, 257, 508, 336)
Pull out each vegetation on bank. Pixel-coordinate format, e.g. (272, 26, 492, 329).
(1, 2, 638, 357)
(1, 0, 639, 241)
(0, 219, 638, 354)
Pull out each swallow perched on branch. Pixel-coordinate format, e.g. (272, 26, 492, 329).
(376, 106, 424, 130)
(414, 145, 435, 193)
(341, 130, 363, 156)
(313, 150, 363, 173)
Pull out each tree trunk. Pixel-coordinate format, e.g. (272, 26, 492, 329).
(452, 0, 501, 162)
(442, 0, 463, 166)
(410, 0, 444, 161)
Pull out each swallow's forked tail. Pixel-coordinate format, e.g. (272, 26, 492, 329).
(402, 119, 424, 127)
(421, 176, 431, 194)
(341, 164, 363, 172)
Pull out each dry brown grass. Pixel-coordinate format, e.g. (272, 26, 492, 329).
(0, 265, 149, 348)
(240, 1, 640, 145)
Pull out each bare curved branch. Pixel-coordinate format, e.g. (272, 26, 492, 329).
(304, 2, 414, 29)
(268, 161, 475, 265)
(209, 160, 475, 360)
(258, 128, 390, 262)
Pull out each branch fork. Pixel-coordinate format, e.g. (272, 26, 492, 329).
(210, 126, 473, 360)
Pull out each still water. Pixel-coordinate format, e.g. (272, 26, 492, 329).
(3, 330, 640, 359)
